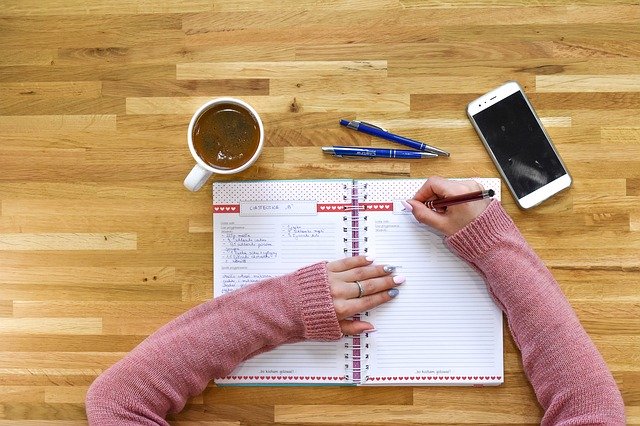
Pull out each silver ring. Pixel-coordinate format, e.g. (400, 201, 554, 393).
(355, 280, 364, 298)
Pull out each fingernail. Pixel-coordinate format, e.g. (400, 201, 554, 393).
(366, 256, 375, 262)
(388, 288, 399, 298)
(363, 328, 377, 333)
(393, 275, 406, 285)
(401, 200, 413, 212)
(383, 265, 396, 273)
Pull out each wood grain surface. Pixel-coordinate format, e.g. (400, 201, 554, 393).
(1, 1, 639, 424)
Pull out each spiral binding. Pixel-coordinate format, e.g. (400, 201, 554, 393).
(342, 182, 371, 384)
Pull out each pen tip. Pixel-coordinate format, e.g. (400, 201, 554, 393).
(488, 189, 495, 197)
(421, 152, 438, 158)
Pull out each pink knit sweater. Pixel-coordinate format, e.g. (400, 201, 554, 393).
(85, 201, 625, 424)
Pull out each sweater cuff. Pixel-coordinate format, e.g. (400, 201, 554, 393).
(294, 262, 343, 341)
(445, 200, 516, 262)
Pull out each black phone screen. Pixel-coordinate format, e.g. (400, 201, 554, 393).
(473, 91, 567, 198)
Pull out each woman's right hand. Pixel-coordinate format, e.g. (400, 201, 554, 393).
(403, 176, 491, 236)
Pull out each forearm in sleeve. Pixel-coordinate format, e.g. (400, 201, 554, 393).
(446, 201, 625, 425)
(85, 262, 342, 425)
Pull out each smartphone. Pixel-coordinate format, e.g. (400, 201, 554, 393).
(467, 81, 572, 209)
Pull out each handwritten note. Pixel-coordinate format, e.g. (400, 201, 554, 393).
(213, 181, 352, 383)
(216, 222, 338, 294)
(215, 220, 343, 289)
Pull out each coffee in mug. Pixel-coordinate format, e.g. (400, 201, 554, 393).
(184, 98, 264, 192)
(192, 102, 261, 170)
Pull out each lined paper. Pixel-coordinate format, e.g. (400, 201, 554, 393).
(362, 179, 503, 385)
(212, 178, 502, 386)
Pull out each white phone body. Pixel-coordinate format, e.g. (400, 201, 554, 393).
(467, 81, 572, 209)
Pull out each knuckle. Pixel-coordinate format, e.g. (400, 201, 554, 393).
(414, 211, 430, 223)
(352, 269, 367, 280)
(333, 301, 349, 318)
(329, 285, 339, 298)
(466, 180, 483, 191)
(363, 280, 375, 294)
(363, 293, 387, 310)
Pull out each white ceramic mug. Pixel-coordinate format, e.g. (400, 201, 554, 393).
(183, 98, 264, 192)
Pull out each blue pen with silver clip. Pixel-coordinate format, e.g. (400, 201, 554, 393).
(339, 119, 450, 157)
(322, 146, 437, 159)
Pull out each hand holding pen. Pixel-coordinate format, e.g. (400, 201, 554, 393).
(401, 177, 495, 236)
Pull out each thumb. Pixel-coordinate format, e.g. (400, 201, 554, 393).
(339, 319, 375, 336)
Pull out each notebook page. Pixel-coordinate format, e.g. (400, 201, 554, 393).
(360, 178, 503, 386)
(213, 180, 352, 385)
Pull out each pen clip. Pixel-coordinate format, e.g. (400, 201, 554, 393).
(351, 120, 389, 132)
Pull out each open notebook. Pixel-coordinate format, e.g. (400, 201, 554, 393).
(212, 179, 503, 386)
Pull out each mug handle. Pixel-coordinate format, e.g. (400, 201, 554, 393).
(183, 164, 213, 192)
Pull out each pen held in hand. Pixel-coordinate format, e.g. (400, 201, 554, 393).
(426, 189, 495, 210)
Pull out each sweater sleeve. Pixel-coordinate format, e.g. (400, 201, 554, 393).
(445, 200, 625, 425)
(85, 262, 342, 425)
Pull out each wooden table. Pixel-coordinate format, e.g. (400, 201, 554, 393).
(1, 1, 639, 424)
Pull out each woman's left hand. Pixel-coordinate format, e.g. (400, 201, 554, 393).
(326, 256, 404, 335)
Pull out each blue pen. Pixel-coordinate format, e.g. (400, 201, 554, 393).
(339, 119, 450, 157)
(322, 146, 437, 159)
